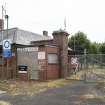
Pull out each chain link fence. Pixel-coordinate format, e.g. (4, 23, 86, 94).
(68, 54, 105, 82)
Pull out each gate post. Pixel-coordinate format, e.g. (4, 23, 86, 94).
(52, 30, 69, 78)
(84, 49, 87, 82)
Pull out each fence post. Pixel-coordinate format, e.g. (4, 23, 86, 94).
(84, 49, 87, 82)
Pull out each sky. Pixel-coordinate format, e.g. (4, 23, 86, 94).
(0, 0, 105, 43)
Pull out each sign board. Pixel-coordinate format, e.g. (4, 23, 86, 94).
(18, 65, 28, 73)
(38, 52, 45, 60)
(3, 50, 12, 58)
(3, 39, 11, 50)
(18, 65, 28, 71)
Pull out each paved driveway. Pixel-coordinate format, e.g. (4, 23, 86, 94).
(0, 81, 105, 105)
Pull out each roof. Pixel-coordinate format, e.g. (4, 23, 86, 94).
(52, 29, 69, 36)
(0, 27, 52, 45)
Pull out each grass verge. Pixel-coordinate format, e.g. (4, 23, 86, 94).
(0, 101, 12, 105)
(0, 79, 71, 96)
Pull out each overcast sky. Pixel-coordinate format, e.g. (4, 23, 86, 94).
(0, 0, 105, 43)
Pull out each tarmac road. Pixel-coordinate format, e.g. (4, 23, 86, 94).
(0, 81, 105, 105)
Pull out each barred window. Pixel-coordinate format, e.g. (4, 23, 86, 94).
(48, 54, 58, 64)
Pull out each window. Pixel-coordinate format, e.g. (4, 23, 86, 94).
(48, 53, 58, 64)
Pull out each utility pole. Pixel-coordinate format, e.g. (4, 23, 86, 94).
(5, 14, 9, 79)
(1, 5, 5, 79)
(1, 5, 9, 79)
(74, 36, 75, 52)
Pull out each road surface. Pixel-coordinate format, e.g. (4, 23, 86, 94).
(0, 81, 105, 105)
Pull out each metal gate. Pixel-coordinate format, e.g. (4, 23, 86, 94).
(68, 54, 105, 82)
(17, 47, 39, 80)
(86, 54, 105, 82)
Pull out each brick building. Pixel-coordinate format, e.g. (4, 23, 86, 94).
(0, 24, 71, 80)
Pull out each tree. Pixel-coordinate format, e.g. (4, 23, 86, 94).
(98, 42, 105, 64)
(99, 42, 105, 54)
(68, 31, 91, 54)
(89, 42, 100, 54)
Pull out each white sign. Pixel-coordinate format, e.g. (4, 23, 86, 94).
(18, 71, 27, 73)
(71, 57, 78, 64)
(17, 47, 38, 52)
(3, 39, 11, 50)
(38, 52, 45, 60)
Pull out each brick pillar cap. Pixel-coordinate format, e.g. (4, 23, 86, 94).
(52, 29, 69, 36)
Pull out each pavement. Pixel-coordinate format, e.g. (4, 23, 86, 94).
(0, 81, 105, 105)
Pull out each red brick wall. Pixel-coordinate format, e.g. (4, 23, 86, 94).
(47, 65, 59, 79)
(38, 45, 60, 80)
(46, 46, 60, 80)
(17, 45, 59, 80)
(0, 55, 17, 79)
(52, 31, 69, 78)
(38, 46, 47, 80)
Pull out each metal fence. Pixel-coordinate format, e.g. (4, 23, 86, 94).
(17, 47, 39, 80)
(68, 54, 105, 82)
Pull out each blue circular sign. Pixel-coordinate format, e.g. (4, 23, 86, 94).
(4, 41, 10, 48)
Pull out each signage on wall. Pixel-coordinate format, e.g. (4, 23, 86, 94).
(38, 52, 45, 60)
(18, 65, 28, 73)
(17, 47, 38, 52)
